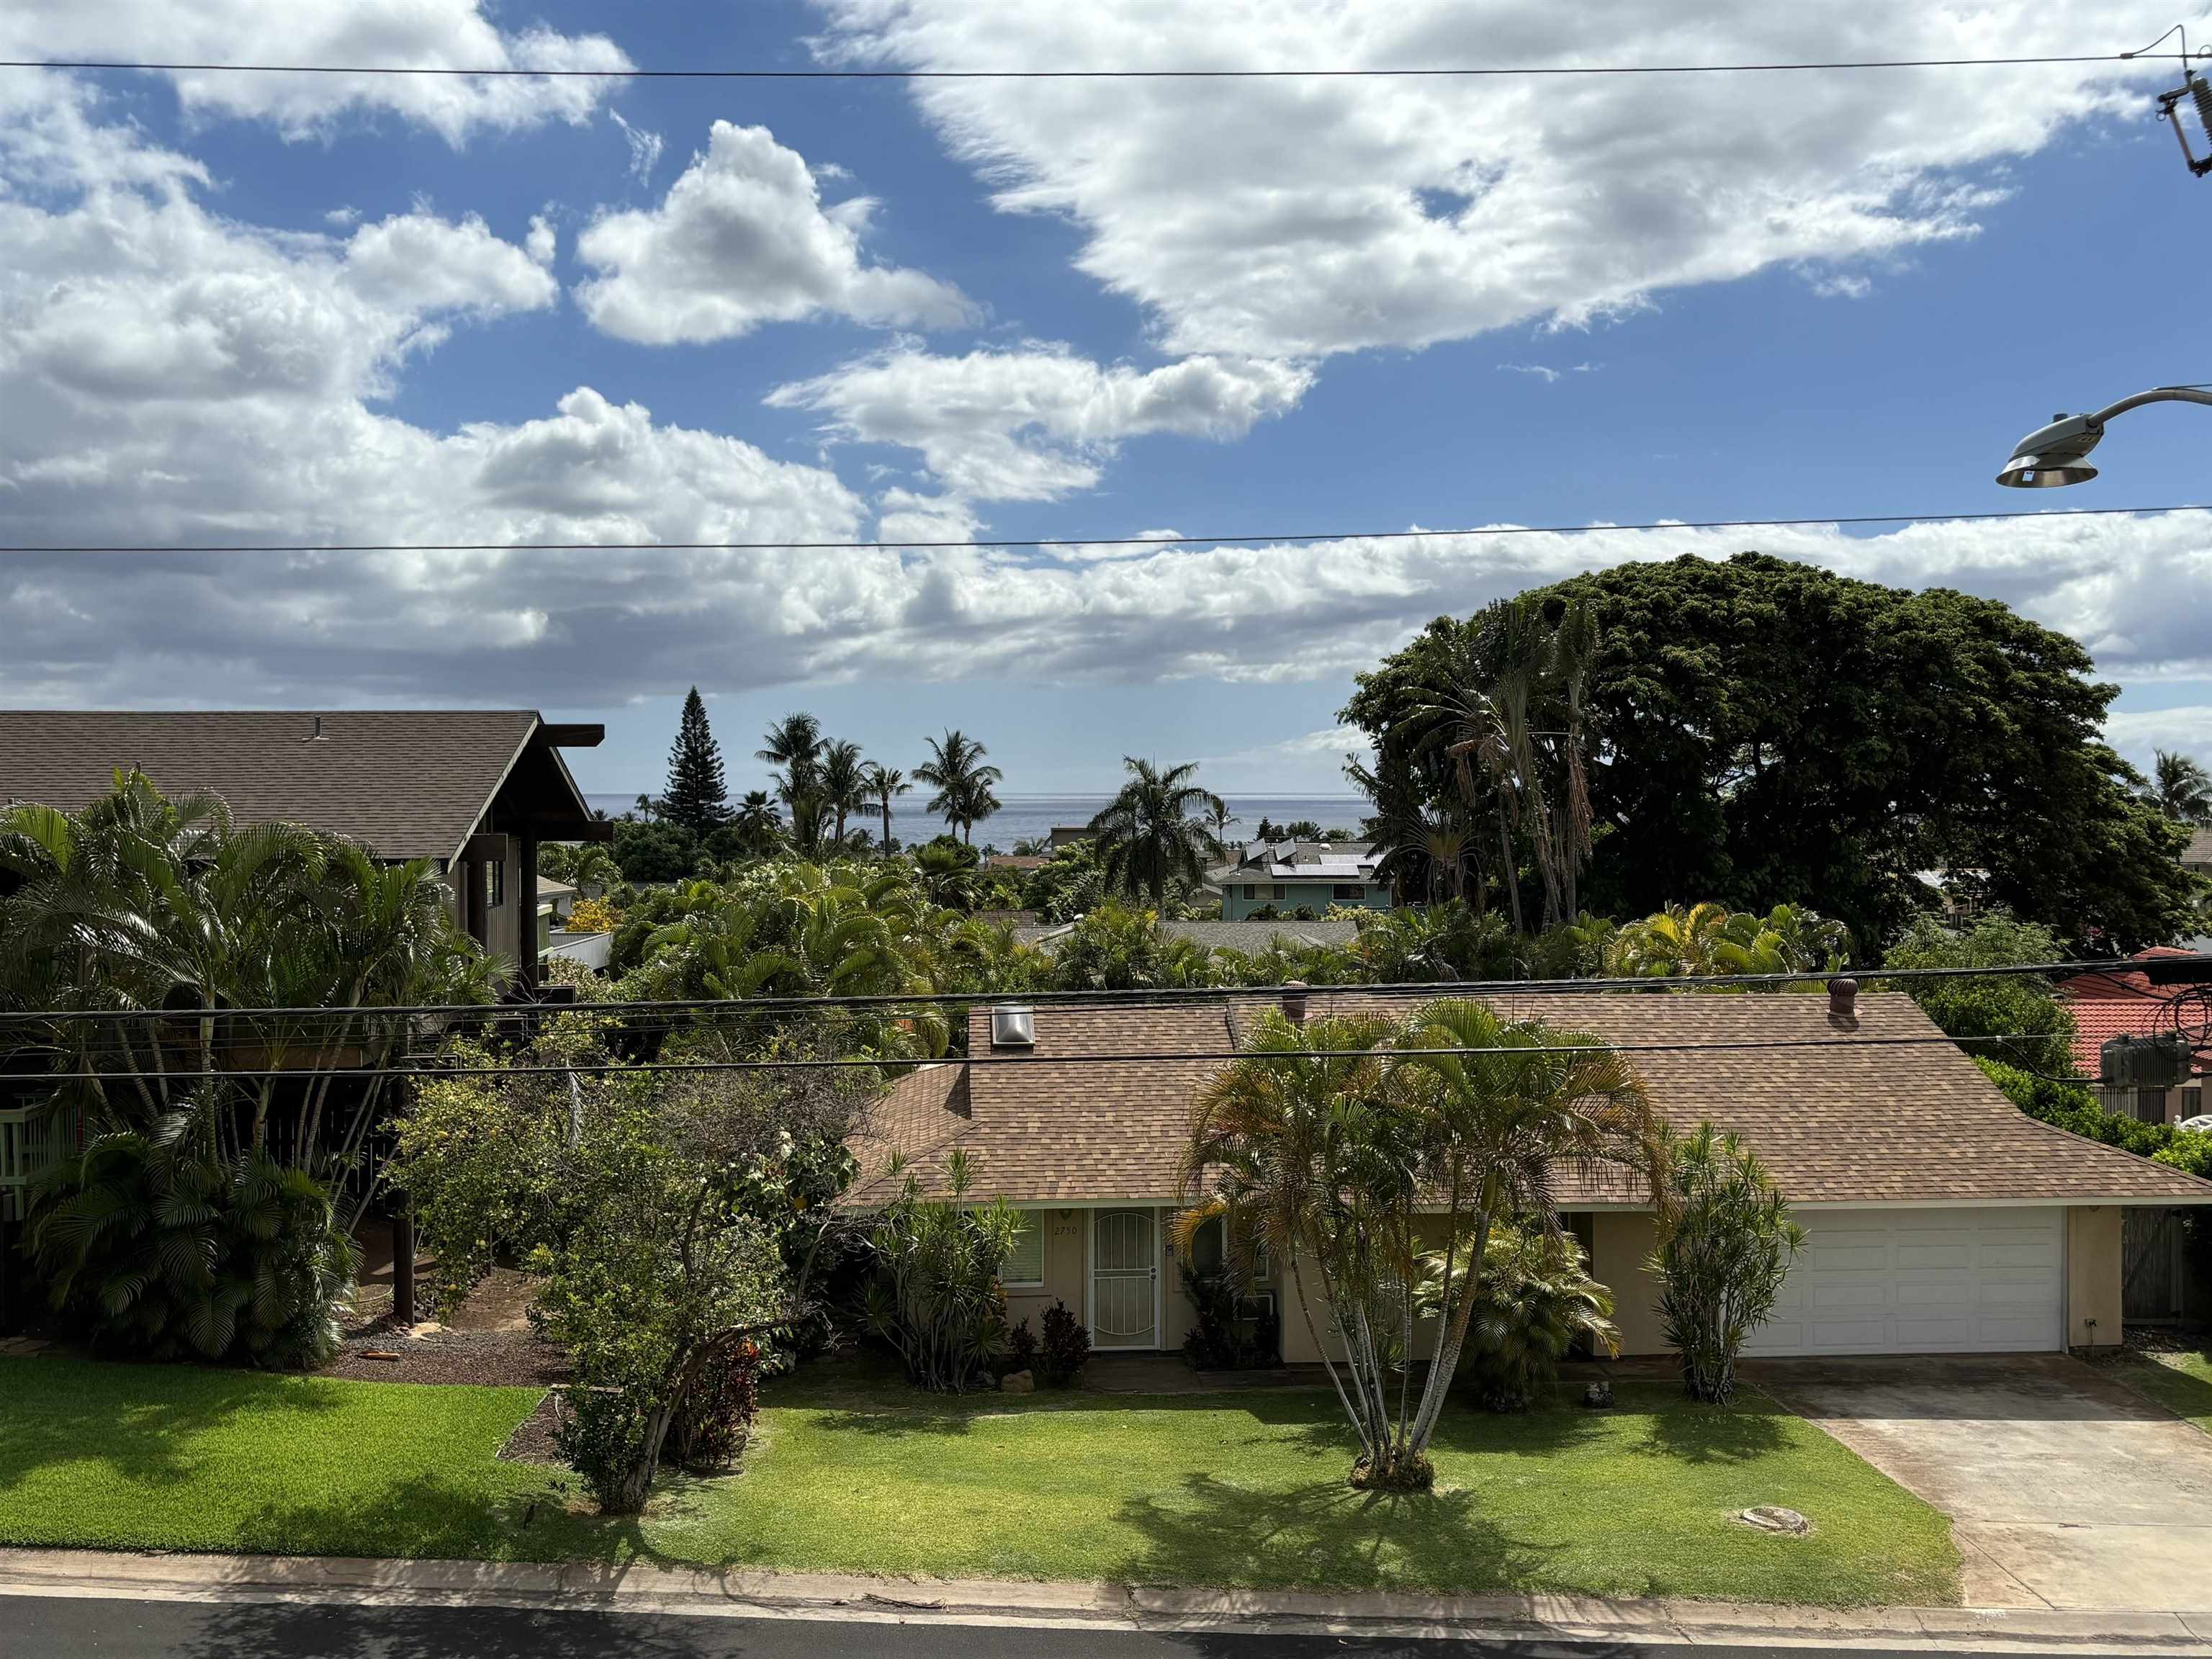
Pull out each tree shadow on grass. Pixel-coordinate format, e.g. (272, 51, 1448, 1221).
(222, 1471, 608, 1564)
(0, 1355, 346, 1498)
(801, 1387, 1354, 1442)
(1113, 1470, 1555, 1596)
(1633, 1394, 1793, 1465)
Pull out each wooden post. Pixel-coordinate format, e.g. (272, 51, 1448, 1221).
(518, 830, 540, 992)
(391, 1202, 416, 1329)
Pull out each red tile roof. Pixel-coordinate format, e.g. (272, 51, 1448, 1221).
(850, 988, 2212, 1210)
(2058, 952, 2212, 1080)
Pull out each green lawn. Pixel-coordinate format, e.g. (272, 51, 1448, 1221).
(2103, 1347, 2212, 1435)
(0, 1356, 1957, 1606)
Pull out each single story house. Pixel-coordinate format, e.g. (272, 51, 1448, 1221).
(1210, 840, 1390, 920)
(2058, 949, 2212, 1125)
(853, 984, 2212, 1361)
(0, 709, 610, 993)
(1012, 918, 1364, 954)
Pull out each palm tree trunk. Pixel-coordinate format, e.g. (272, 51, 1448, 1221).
(1496, 805, 1524, 934)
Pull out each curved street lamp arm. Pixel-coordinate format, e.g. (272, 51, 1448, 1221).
(2087, 386, 2212, 427)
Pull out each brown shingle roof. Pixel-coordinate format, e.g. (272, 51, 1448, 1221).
(853, 989, 2212, 1208)
(0, 710, 550, 862)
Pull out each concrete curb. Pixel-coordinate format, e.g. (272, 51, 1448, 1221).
(2, 1546, 2210, 1650)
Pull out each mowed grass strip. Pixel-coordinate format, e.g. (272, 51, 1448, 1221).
(2104, 1347, 2212, 1434)
(0, 1357, 1956, 1606)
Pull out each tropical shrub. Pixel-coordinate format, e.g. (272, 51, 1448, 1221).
(30, 1128, 354, 1368)
(666, 1342, 763, 1472)
(1005, 1316, 1040, 1376)
(1652, 1125, 1804, 1403)
(1179, 1264, 1280, 1370)
(862, 1151, 1019, 1392)
(1048, 904, 1213, 990)
(1447, 1226, 1617, 1412)
(566, 895, 624, 935)
(1037, 1298, 1092, 1386)
(1884, 912, 2079, 1076)
(392, 1026, 863, 1513)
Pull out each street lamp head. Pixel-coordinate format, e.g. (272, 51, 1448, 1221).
(1995, 411, 2103, 488)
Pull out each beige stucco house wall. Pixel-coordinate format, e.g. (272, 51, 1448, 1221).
(2067, 1204, 2123, 1349)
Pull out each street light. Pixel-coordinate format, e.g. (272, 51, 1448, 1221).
(1995, 387, 2212, 487)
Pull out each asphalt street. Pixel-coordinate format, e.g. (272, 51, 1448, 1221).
(0, 1595, 2143, 1659)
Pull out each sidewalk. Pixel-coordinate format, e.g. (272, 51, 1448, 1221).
(3, 1546, 2210, 1653)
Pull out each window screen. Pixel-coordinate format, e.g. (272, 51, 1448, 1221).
(1001, 1211, 1045, 1286)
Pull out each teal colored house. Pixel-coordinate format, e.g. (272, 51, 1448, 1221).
(1213, 840, 1393, 920)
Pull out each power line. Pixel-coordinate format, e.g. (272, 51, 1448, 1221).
(0, 956, 2174, 1026)
(6, 502, 2208, 558)
(0, 52, 2171, 81)
(3, 1028, 2079, 1084)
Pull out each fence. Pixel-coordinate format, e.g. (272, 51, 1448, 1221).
(2124, 1207, 2201, 1324)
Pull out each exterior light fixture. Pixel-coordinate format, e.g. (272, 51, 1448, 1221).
(1995, 387, 2212, 488)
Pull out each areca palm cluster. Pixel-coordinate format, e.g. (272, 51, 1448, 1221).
(0, 774, 496, 1365)
(1182, 997, 1666, 1490)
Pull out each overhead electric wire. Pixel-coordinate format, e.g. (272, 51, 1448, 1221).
(0, 50, 2182, 81)
(4, 1028, 2083, 1084)
(7, 501, 2210, 558)
(0, 955, 2186, 1027)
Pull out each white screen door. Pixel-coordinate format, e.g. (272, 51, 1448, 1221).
(1091, 1208, 1159, 1349)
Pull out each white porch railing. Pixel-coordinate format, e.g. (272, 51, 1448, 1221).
(0, 1105, 78, 1223)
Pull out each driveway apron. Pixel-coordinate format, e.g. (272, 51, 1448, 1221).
(1751, 1353, 2212, 1611)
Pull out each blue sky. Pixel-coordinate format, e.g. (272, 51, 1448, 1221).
(4, 1, 2211, 798)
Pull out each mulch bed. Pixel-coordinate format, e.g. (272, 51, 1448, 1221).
(325, 1321, 571, 1387)
(496, 1388, 568, 1464)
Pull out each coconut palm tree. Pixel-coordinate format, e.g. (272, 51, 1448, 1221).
(819, 739, 870, 848)
(730, 790, 784, 855)
(914, 729, 1003, 844)
(2152, 750, 2212, 824)
(1086, 757, 1226, 909)
(866, 764, 912, 850)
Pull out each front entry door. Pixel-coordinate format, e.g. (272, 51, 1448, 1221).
(1091, 1208, 1159, 1349)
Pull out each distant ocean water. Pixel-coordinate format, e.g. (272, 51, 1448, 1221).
(585, 793, 1372, 850)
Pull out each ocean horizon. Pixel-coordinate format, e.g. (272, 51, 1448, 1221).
(584, 792, 1374, 850)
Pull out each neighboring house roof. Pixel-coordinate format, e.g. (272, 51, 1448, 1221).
(0, 709, 597, 863)
(1010, 919, 1363, 953)
(986, 854, 1051, 871)
(2057, 950, 2212, 1079)
(2187, 826, 2212, 869)
(852, 988, 2212, 1208)
(1212, 840, 1384, 884)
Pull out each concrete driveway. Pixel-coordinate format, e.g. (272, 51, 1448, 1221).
(1751, 1354, 2212, 1611)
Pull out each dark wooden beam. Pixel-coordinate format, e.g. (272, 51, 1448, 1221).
(518, 830, 539, 992)
(538, 723, 606, 748)
(460, 832, 512, 863)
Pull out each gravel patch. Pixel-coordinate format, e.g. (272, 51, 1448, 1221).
(325, 1323, 570, 1387)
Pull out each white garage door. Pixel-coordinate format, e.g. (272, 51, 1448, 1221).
(1744, 1207, 2064, 1357)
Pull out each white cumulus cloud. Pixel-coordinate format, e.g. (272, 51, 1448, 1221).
(574, 122, 974, 344)
(768, 344, 1314, 503)
(810, 0, 2200, 358)
(0, 1, 631, 143)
